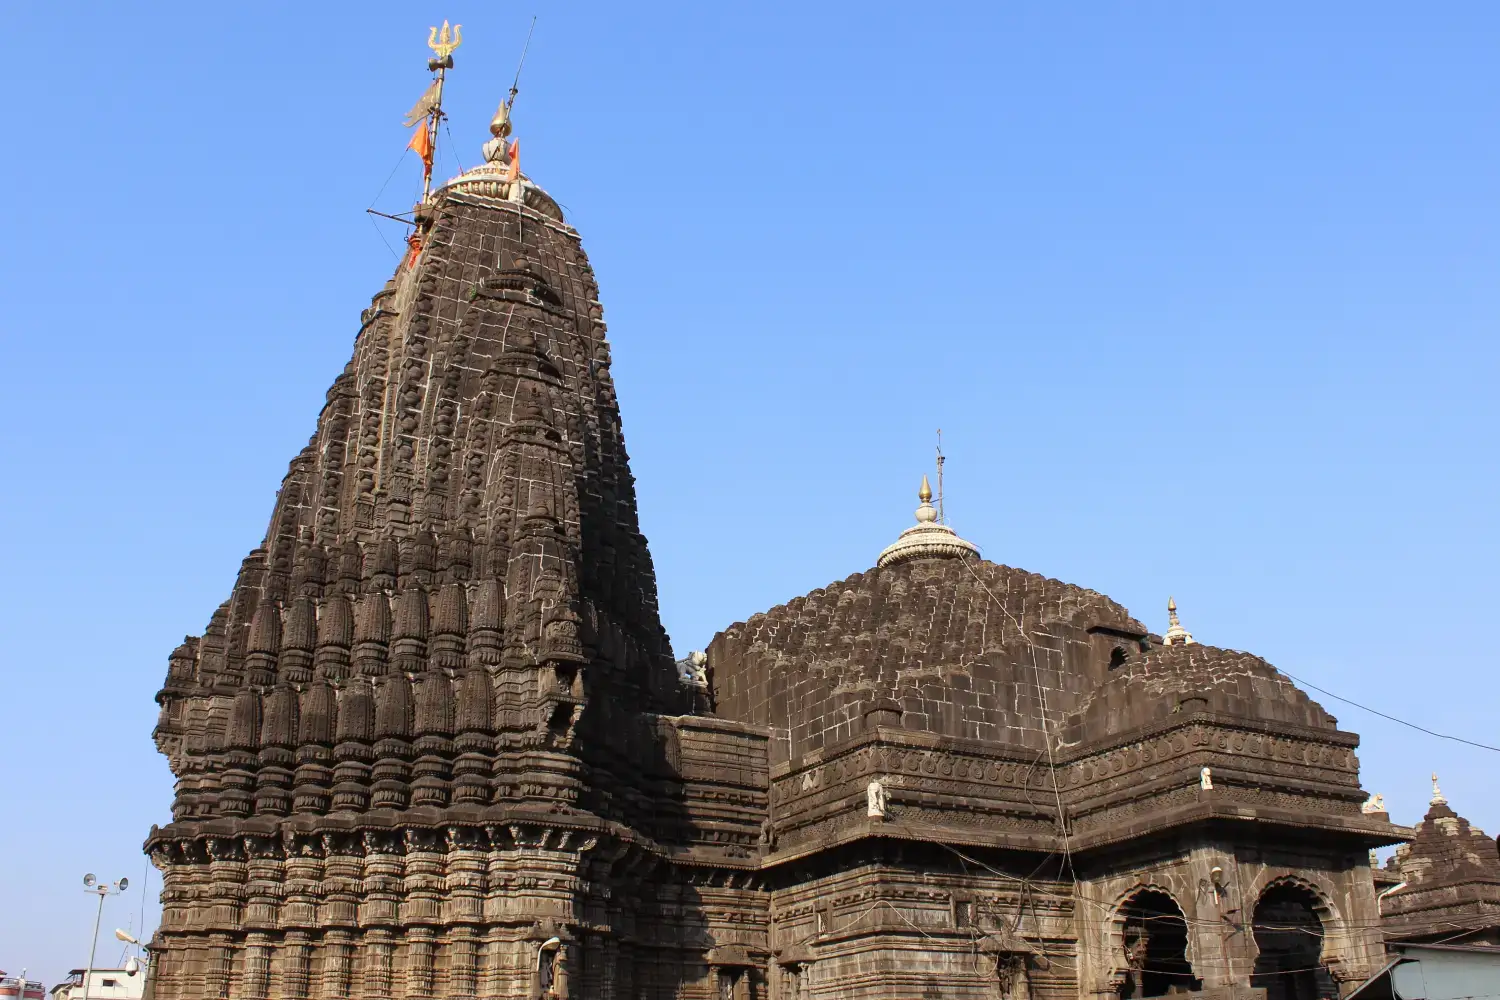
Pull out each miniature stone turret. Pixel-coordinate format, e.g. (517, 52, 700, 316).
(1382, 779, 1500, 944)
(1162, 596, 1195, 646)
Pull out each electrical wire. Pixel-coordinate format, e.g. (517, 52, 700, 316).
(443, 121, 465, 176)
(935, 841, 1454, 936)
(367, 148, 413, 210)
(1277, 670, 1500, 754)
(369, 214, 399, 260)
(959, 524, 1497, 759)
(958, 557, 1079, 890)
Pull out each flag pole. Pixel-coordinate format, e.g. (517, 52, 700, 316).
(423, 72, 445, 200)
(422, 22, 463, 201)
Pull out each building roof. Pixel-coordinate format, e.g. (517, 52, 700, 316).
(1348, 942, 1500, 1000)
(1063, 640, 1337, 740)
(1381, 787, 1500, 943)
(710, 527, 1156, 756)
(711, 483, 1336, 756)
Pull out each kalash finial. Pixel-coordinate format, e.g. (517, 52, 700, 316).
(443, 18, 540, 208)
(1163, 596, 1195, 646)
(876, 474, 977, 568)
(1431, 773, 1447, 806)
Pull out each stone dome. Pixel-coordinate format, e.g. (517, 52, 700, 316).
(1062, 642, 1336, 743)
(709, 554, 1147, 759)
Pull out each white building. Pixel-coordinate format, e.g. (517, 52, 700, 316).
(0, 975, 45, 1000)
(48, 968, 144, 1000)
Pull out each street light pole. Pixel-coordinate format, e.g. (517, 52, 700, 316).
(79, 874, 127, 1000)
(82, 890, 105, 1000)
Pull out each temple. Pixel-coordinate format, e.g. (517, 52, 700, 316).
(142, 30, 1497, 1000)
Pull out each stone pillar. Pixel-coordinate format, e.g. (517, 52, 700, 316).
(449, 927, 480, 999)
(282, 932, 312, 1000)
(1180, 846, 1247, 991)
(321, 931, 354, 1000)
(553, 942, 572, 1000)
(597, 933, 619, 1000)
(367, 929, 396, 999)
(478, 927, 508, 999)
(241, 933, 272, 1000)
(406, 927, 436, 999)
(206, 934, 233, 1000)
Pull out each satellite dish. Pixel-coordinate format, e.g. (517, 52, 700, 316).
(118, 877, 129, 891)
(83, 873, 97, 887)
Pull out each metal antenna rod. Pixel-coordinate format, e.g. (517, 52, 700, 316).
(936, 429, 945, 524)
(508, 16, 538, 110)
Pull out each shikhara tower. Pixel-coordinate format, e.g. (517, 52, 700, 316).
(145, 26, 1493, 1000)
(146, 43, 747, 999)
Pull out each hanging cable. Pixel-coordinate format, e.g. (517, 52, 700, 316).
(368, 214, 399, 260)
(367, 147, 413, 211)
(1277, 669, 1500, 754)
(443, 121, 465, 175)
(959, 556, 1079, 891)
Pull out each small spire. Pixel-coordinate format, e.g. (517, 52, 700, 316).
(915, 476, 937, 523)
(1431, 773, 1447, 806)
(1162, 596, 1195, 646)
(876, 474, 978, 568)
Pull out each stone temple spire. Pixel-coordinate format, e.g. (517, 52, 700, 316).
(145, 40, 685, 994)
(1162, 596, 1195, 646)
(877, 475, 979, 568)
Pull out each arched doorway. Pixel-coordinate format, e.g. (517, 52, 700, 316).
(1251, 882, 1337, 1000)
(1117, 889, 1201, 998)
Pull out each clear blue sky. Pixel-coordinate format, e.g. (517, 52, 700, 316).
(2, 0, 1496, 984)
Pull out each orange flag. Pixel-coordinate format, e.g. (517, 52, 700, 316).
(505, 139, 520, 183)
(408, 120, 434, 181)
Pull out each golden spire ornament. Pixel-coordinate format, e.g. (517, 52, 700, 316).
(1163, 596, 1196, 646)
(427, 21, 463, 64)
(876, 474, 978, 568)
(406, 20, 462, 203)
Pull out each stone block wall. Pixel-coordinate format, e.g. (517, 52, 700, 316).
(708, 560, 1146, 766)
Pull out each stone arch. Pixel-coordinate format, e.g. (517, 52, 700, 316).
(1109, 884, 1203, 999)
(1249, 877, 1339, 1000)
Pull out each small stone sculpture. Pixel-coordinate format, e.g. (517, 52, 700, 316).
(867, 779, 888, 819)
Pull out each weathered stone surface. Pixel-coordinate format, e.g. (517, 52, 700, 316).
(143, 129, 1492, 1000)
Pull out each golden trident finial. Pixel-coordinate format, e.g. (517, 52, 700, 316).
(428, 21, 463, 61)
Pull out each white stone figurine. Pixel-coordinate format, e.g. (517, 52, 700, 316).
(679, 650, 709, 689)
(1362, 792, 1386, 815)
(866, 780, 888, 819)
(1200, 767, 1213, 790)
